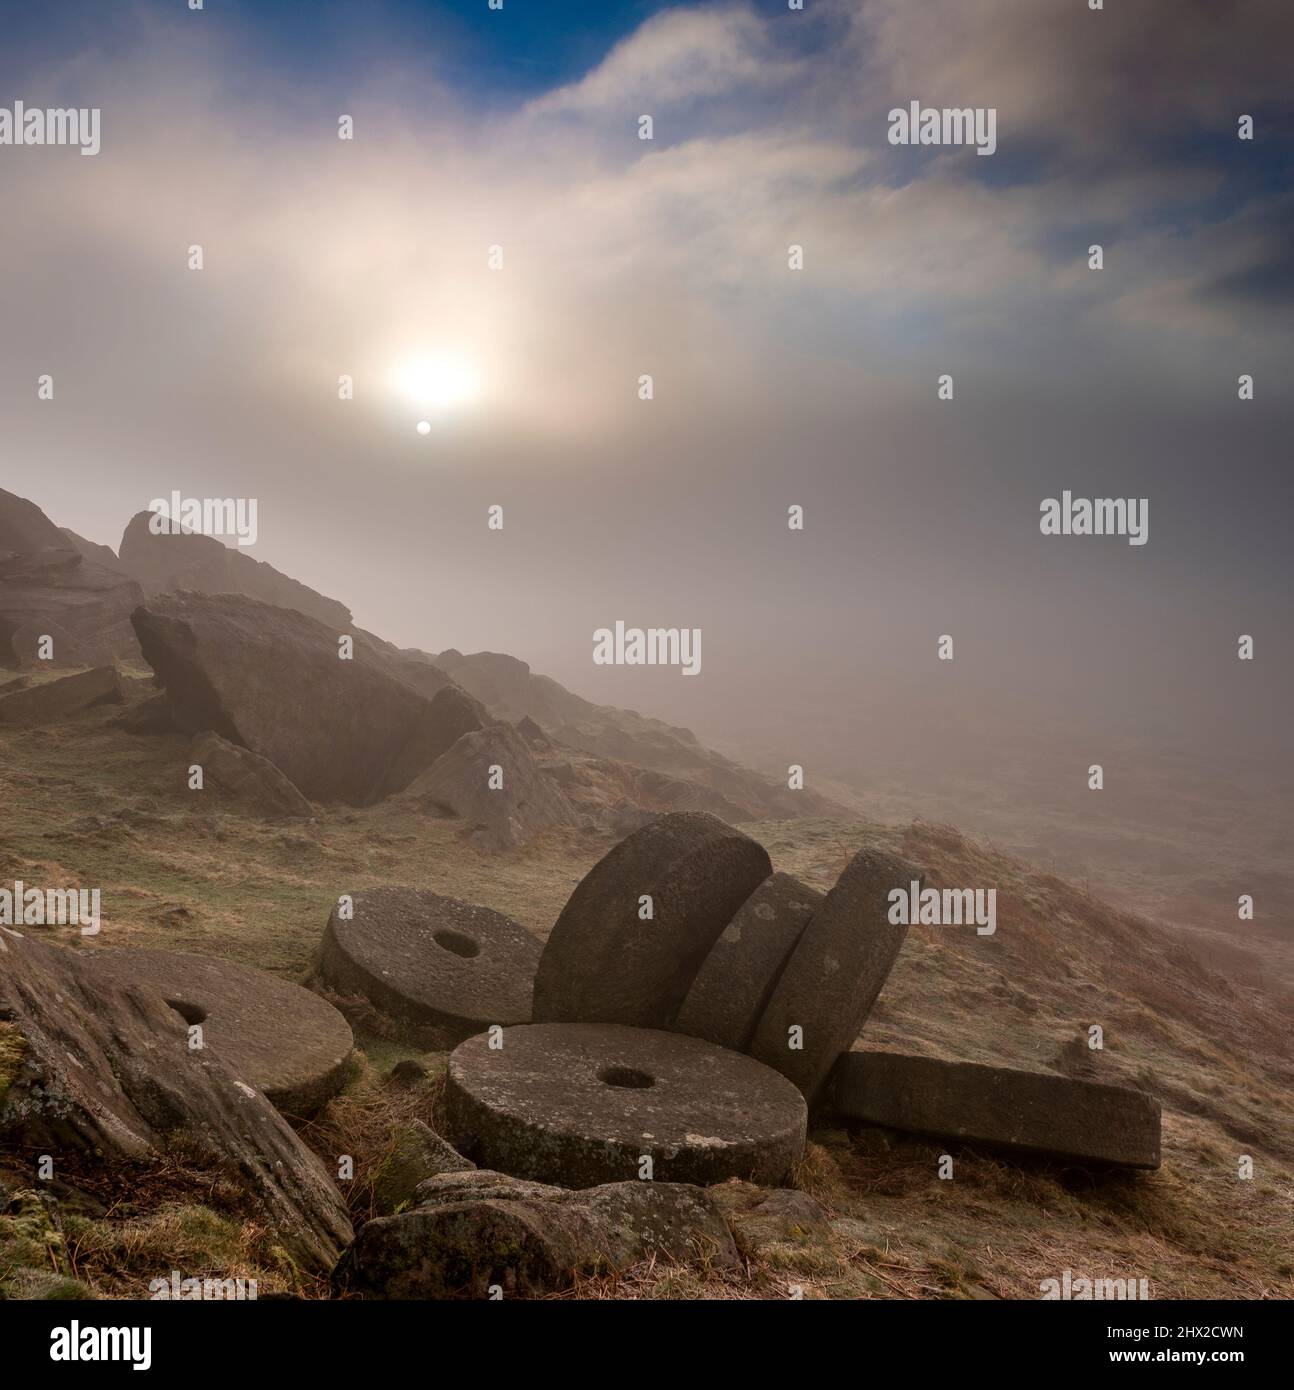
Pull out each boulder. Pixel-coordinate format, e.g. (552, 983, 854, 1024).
(118, 509, 354, 630)
(532, 811, 773, 1027)
(674, 873, 822, 1051)
(335, 1169, 738, 1298)
(0, 666, 123, 725)
(829, 1050, 1162, 1169)
(749, 846, 920, 1104)
(444, 1022, 807, 1188)
(317, 887, 541, 1039)
(0, 929, 352, 1272)
(372, 1120, 475, 1215)
(0, 553, 143, 669)
(130, 591, 473, 805)
(188, 730, 313, 819)
(85, 948, 353, 1116)
(401, 723, 579, 849)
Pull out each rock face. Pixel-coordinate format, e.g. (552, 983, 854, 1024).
(0, 491, 144, 669)
(118, 510, 354, 630)
(0, 929, 353, 1272)
(674, 873, 822, 1051)
(444, 1023, 807, 1188)
(131, 591, 472, 805)
(0, 666, 123, 724)
(335, 1168, 738, 1298)
(188, 730, 313, 819)
(749, 846, 920, 1105)
(533, 812, 773, 1027)
(318, 888, 541, 1039)
(830, 1050, 1163, 1169)
(401, 723, 580, 850)
(85, 948, 353, 1116)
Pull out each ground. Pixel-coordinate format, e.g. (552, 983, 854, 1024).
(1, 678, 1291, 1299)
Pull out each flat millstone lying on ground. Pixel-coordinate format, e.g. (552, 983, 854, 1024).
(532, 811, 773, 1026)
(444, 1022, 807, 1188)
(318, 887, 541, 1040)
(87, 949, 354, 1116)
(830, 1050, 1162, 1169)
(674, 872, 822, 1051)
(748, 845, 920, 1104)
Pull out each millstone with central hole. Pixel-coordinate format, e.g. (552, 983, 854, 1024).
(444, 1023, 807, 1188)
(318, 887, 540, 1040)
(87, 949, 354, 1116)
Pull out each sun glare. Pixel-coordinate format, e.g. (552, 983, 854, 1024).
(392, 353, 482, 412)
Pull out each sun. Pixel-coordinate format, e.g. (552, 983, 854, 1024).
(391, 353, 482, 412)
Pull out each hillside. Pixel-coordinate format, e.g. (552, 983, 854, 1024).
(1, 677, 1289, 1299)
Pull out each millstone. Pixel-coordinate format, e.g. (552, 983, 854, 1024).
(318, 887, 540, 1039)
(532, 811, 773, 1027)
(830, 1050, 1162, 1169)
(87, 948, 353, 1116)
(748, 846, 920, 1104)
(444, 1023, 807, 1188)
(674, 873, 822, 1051)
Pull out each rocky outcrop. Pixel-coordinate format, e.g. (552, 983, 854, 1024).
(188, 730, 313, 818)
(118, 510, 353, 630)
(434, 647, 847, 821)
(401, 723, 580, 849)
(334, 1169, 738, 1298)
(131, 591, 475, 805)
(0, 666, 123, 724)
(0, 491, 144, 669)
(0, 928, 353, 1272)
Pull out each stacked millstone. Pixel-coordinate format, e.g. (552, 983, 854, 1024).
(318, 811, 1161, 1193)
(517, 811, 1161, 1173)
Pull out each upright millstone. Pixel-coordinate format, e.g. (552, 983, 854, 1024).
(829, 1050, 1162, 1169)
(88, 948, 354, 1116)
(532, 811, 772, 1027)
(317, 887, 541, 1041)
(444, 1023, 807, 1188)
(674, 873, 822, 1051)
(748, 845, 920, 1104)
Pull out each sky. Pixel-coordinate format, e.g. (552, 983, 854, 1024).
(2, 0, 1292, 798)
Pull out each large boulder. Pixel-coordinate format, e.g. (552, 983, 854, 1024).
(533, 812, 772, 1027)
(0, 491, 143, 669)
(188, 730, 313, 819)
(0, 666, 123, 725)
(400, 723, 580, 849)
(0, 928, 352, 1272)
(118, 510, 354, 630)
(131, 591, 477, 805)
(335, 1169, 738, 1298)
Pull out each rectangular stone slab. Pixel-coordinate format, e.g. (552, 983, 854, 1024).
(829, 1050, 1161, 1169)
